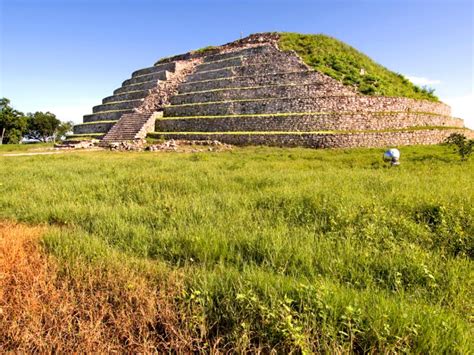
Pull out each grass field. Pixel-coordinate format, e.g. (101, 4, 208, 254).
(0, 142, 53, 152)
(0, 144, 472, 352)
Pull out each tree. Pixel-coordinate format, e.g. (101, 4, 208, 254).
(26, 111, 61, 142)
(0, 98, 28, 144)
(444, 133, 473, 161)
(56, 121, 74, 140)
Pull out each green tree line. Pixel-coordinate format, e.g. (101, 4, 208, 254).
(0, 97, 73, 144)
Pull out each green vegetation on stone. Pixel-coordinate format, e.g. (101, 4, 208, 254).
(100, 99, 141, 106)
(160, 111, 454, 120)
(0, 145, 472, 352)
(149, 127, 465, 138)
(66, 133, 104, 139)
(85, 109, 131, 115)
(193, 45, 220, 54)
(278, 33, 439, 101)
(74, 120, 118, 126)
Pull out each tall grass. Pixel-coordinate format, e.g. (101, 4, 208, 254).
(0, 145, 472, 352)
(0, 142, 53, 152)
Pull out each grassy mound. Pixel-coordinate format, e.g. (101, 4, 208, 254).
(279, 32, 439, 101)
(1, 145, 472, 352)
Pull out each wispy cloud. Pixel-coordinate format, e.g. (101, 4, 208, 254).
(405, 76, 442, 86)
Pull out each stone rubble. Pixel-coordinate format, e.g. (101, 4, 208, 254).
(145, 139, 233, 152)
(136, 59, 202, 114)
(102, 139, 233, 152)
(54, 139, 99, 149)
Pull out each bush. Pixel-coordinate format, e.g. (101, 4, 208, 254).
(444, 133, 473, 160)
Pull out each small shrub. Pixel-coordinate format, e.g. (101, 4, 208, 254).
(444, 133, 473, 161)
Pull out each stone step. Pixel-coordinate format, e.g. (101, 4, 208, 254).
(194, 56, 243, 73)
(201, 45, 275, 63)
(177, 71, 321, 93)
(83, 109, 133, 123)
(73, 120, 117, 135)
(164, 96, 452, 118)
(131, 62, 176, 77)
(67, 133, 105, 140)
(122, 70, 169, 87)
(157, 112, 460, 133)
(106, 127, 147, 132)
(164, 96, 331, 117)
(186, 61, 307, 82)
(171, 83, 345, 105)
(106, 128, 147, 133)
(113, 80, 159, 95)
(148, 131, 332, 148)
(102, 112, 156, 142)
(103, 90, 149, 104)
(93, 99, 143, 113)
(148, 128, 466, 148)
(194, 50, 301, 73)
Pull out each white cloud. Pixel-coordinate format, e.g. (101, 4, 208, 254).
(443, 93, 474, 129)
(405, 75, 442, 86)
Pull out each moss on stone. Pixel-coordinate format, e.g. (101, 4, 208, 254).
(159, 111, 454, 120)
(66, 133, 104, 138)
(149, 127, 464, 138)
(74, 120, 118, 126)
(193, 45, 220, 54)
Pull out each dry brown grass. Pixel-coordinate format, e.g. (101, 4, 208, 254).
(0, 221, 200, 352)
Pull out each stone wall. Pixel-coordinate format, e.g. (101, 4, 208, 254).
(153, 128, 468, 149)
(157, 112, 463, 132)
(135, 112, 162, 139)
(74, 121, 116, 135)
(164, 95, 451, 117)
(171, 83, 355, 105)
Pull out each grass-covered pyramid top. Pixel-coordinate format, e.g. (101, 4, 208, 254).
(167, 32, 438, 102)
(278, 33, 438, 101)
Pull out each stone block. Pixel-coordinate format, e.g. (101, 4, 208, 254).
(93, 99, 143, 113)
(73, 121, 116, 134)
(122, 70, 168, 87)
(131, 62, 176, 77)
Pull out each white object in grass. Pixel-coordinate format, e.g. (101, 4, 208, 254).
(383, 148, 400, 165)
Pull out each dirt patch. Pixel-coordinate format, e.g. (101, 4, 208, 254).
(0, 221, 199, 352)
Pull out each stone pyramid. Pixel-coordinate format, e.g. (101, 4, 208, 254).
(72, 33, 470, 148)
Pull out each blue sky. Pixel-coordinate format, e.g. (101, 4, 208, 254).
(1, 0, 473, 127)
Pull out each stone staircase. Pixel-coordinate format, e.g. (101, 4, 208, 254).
(155, 44, 353, 137)
(71, 61, 176, 138)
(102, 112, 158, 142)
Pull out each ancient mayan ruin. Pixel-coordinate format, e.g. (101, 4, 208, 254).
(71, 32, 471, 148)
